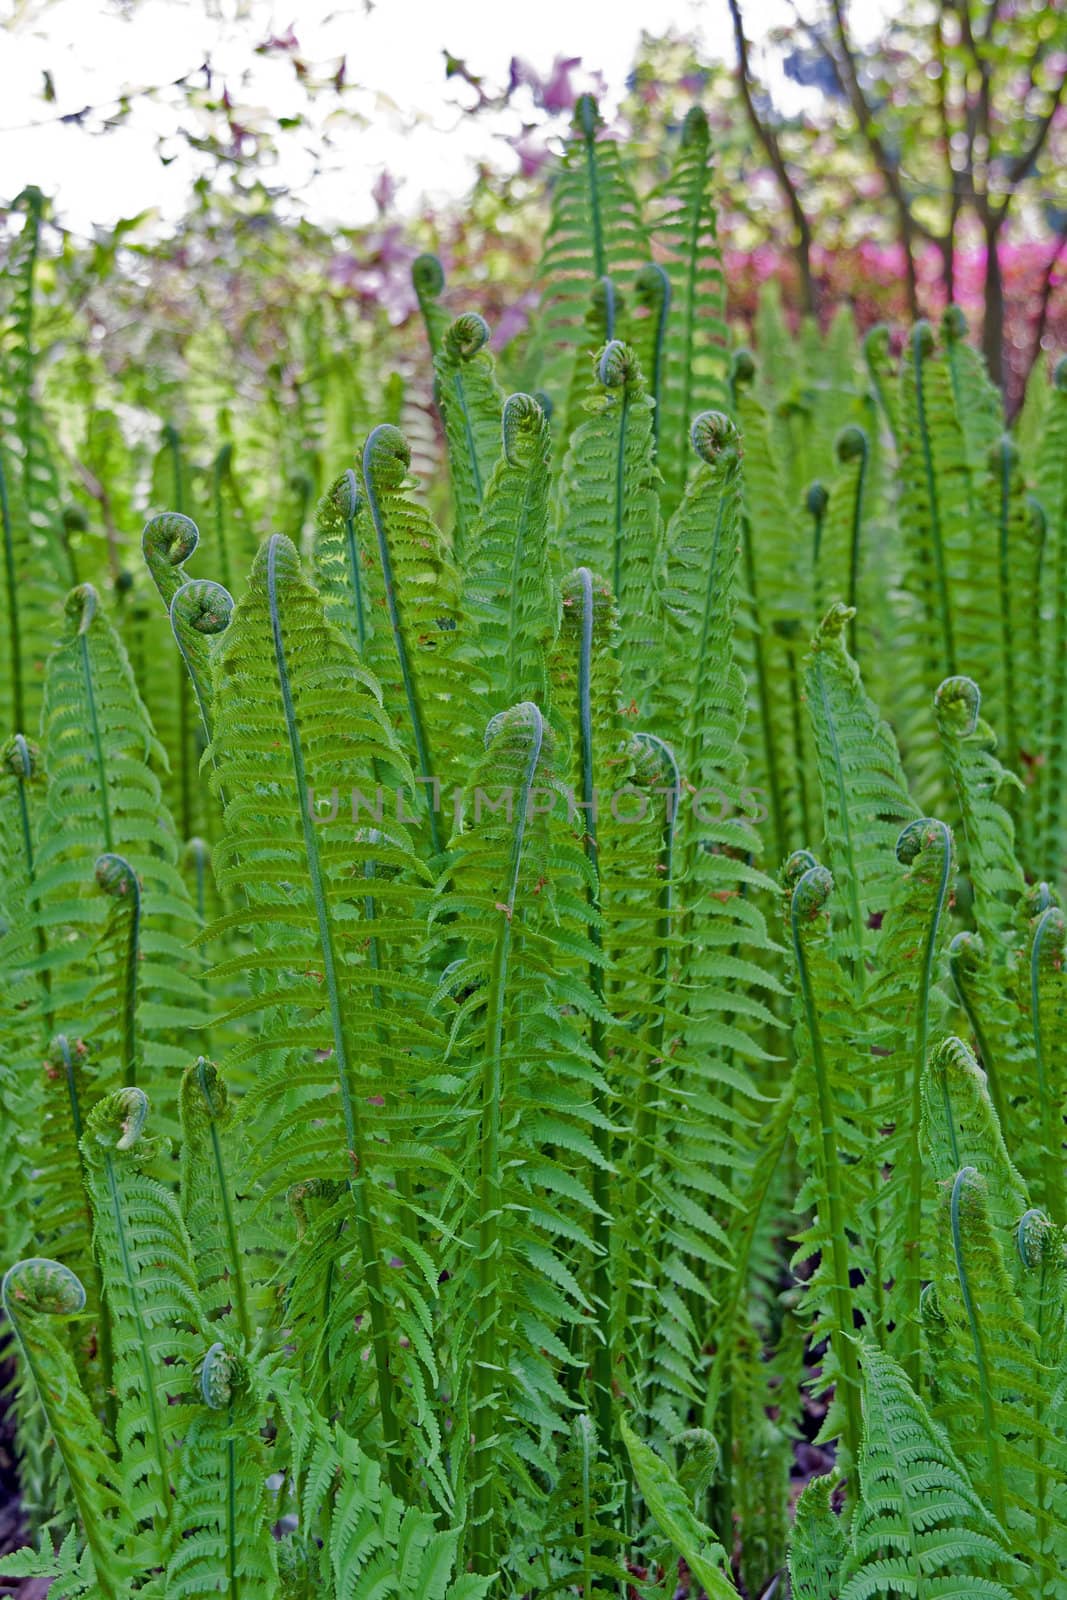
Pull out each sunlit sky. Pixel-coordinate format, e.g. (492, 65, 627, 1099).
(0, 0, 888, 235)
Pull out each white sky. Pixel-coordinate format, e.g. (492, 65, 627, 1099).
(0, 0, 888, 234)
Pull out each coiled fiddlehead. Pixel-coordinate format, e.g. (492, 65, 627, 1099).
(2, 1256, 85, 1318)
(501, 392, 546, 469)
(2, 1257, 131, 1596)
(444, 311, 490, 361)
(690, 408, 739, 466)
(411, 252, 448, 359)
(170, 576, 234, 747)
(200, 1341, 248, 1409)
(142, 511, 199, 604)
(934, 673, 981, 737)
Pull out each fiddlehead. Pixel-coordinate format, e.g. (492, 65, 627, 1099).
(170, 576, 234, 747)
(2, 1259, 131, 1598)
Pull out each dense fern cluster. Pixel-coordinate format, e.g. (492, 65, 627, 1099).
(4, 94, 1067, 1598)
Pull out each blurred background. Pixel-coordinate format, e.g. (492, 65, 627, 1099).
(0, 0, 1063, 417)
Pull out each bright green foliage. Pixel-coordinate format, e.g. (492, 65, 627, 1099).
(536, 94, 649, 410)
(789, 1476, 845, 1600)
(558, 340, 663, 692)
(839, 1343, 1019, 1599)
(434, 313, 505, 562)
(10, 96, 1067, 1600)
(462, 391, 556, 717)
(644, 105, 729, 516)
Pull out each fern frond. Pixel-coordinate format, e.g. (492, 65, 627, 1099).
(558, 340, 663, 693)
(434, 313, 504, 563)
(644, 106, 729, 517)
(840, 1342, 1018, 1600)
(536, 94, 649, 410)
(165, 1344, 278, 1598)
(81, 1087, 205, 1564)
(462, 392, 555, 718)
(1, 1259, 132, 1599)
(788, 1475, 844, 1600)
(206, 531, 448, 1496)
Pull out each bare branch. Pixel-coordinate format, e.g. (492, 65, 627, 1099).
(727, 0, 816, 314)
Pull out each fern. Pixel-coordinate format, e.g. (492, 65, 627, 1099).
(840, 1342, 1019, 1600)
(644, 105, 729, 517)
(536, 95, 649, 410)
(557, 340, 663, 692)
(434, 313, 504, 563)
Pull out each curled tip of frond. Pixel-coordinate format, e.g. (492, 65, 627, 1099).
(989, 433, 1019, 471)
(806, 481, 829, 517)
(597, 339, 636, 388)
(183, 836, 209, 868)
(183, 1056, 228, 1121)
(730, 347, 756, 386)
(445, 312, 491, 360)
(363, 423, 411, 485)
(781, 848, 820, 893)
(950, 1165, 986, 1222)
(918, 1280, 943, 1326)
(200, 1342, 248, 1409)
(863, 323, 891, 360)
(1028, 494, 1047, 538)
(812, 602, 855, 652)
(1032, 902, 1067, 967)
(934, 674, 980, 735)
(791, 863, 833, 921)
(680, 103, 709, 145)
(690, 409, 739, 465)
(895, 816, 950, 867)
(560, 565, 616, 638)
(835, 423, 867, 465)
(630, 731, 680, 791)
(635, 263, 670, 307)
(502, 393, 546, 467)
(88, 1087, 150, 1155)
(171, 578, 234, 637)
(2, 1258, 86, 1318)
(532, 388, 554, 422)
(948, 929, 984, 973)
(142, 511, 199, 569)
(94, 852, 138, 899)
(65, 583, 98, 634)
(63, 505, 88, 534)
(911, 320, 935, 359)
(1027, 879, 1058, 917)
(929, 1034, 977, 1079)
(287, 1178, 344, 1233)
(411, 253, 445, 297)
(1054, 356, 1067, 392)
(942, 304, 968, 341)
(214, 441, 234, 471)
(338, 468, 360, 519)
(575, 92, 600, 136)
(484, 699, 545, 752)
(1017, 1208, 1054, 1268)
(2, 733, 40, 779)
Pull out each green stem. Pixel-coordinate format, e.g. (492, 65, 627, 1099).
(911, 327, 956, 677)
(1030, 907, 1065, 1221)
(362, 430, 442, 856)
(949, 1167, 1006, 1526)
(790, 871, 863, 1483)
(0, 450, 25, 734)
(470, 705, 544, 1574)
(265, 535, 403, 1493)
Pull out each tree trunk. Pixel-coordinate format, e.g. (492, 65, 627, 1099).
(983, 223, 1005, 390)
